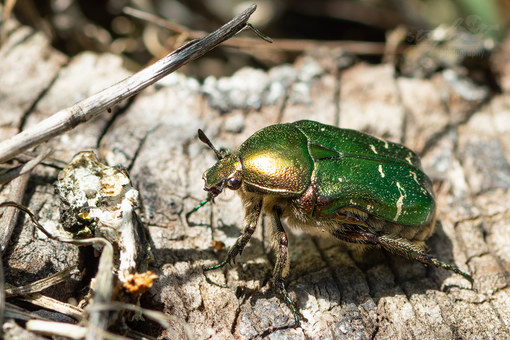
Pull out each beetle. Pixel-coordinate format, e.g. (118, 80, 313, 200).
(191, 120, 473, 325)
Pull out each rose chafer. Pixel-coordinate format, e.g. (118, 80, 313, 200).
(190, 120, 472, 325)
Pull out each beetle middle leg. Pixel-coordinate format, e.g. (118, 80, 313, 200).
(271, 206, 300, 325)
(204, 198, 262, 271)
(332, 229, 473, 283)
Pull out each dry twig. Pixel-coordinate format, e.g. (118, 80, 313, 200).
(0, 4, 262, 164)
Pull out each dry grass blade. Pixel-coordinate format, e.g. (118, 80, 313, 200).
(0, 174, 30, 254)
(0, 201, 117, 337)
(4, 302, 49, 321)
(0, 145, 51, 185)
(123, 6, 204, 39)
(124, 6, 387, 55)
(26, 320, 134, 340)
(0, 255, 4, 336)
(0, 4, 263, 163)
(125, 6, 272, 44)
(5, 266, 79, 297)
(0, 202, 122, 248)
(3, 319, 47, 339)
(85, 237, 114, 340)
(0, 201, 62, 240)
(16, 294, 83, 321)
(88, 302, 194, 339)
(25, 320, 87, 340)
(0, 147, 50, 259)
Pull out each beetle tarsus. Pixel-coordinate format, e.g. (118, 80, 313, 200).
(185, 199, 208, 220)
(203, 260, 228, 271)
(185, 193, 215, 225)
(428, 256, 474, 284)
(275, 280, 301, 326)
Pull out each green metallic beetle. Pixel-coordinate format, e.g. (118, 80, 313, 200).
(191, 120, 472, 324)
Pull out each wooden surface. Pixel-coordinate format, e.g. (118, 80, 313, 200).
(2, 18, 510, 340)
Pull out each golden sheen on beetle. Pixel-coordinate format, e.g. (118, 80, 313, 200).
(191, 120, 473, 325)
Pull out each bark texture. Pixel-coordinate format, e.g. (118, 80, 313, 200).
(2, 19, 510, 340)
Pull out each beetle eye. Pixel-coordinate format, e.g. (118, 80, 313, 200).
(228, 177, 241, 189)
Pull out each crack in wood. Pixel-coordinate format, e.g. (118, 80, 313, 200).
(18, 63, 68, 132)
(421, 90, 491, 157)
(3, 28, 38, 55)
(96, 95, 137, 150)
(333, 65, 342, 127)
(275, 85, 291, 124)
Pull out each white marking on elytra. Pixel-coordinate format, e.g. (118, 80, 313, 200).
(410, 171, 419, 184)
(394, 182, 407, 221)
(378, 164, 385, 178)
(374, 136, 389, 149)
(405, 152, 414, 165)
(370, 144, 378, 154)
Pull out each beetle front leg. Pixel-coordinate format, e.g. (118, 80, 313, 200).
(271, 206, 300, 325)
(204, 198, 262, 271)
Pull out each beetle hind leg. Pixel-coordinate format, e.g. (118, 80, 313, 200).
(332, 229, 473, 283)
(377, 234, 473, 283)
(377, 235, 473, 283)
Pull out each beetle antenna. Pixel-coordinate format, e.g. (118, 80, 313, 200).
(198, 129, 223, 160)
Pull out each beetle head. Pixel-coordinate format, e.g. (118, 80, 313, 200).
(203, 154, 243, 196)
(198, 129, 243, 197)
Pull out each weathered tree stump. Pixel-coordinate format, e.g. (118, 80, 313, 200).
(1, 13, 510, 340)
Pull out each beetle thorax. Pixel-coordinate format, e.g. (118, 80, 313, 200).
(203, 153, 243, 196)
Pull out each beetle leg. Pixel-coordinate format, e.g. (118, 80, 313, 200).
(271, 206, 290, 281)
(331, 229, 380, 245)
(272, 206, 300, 325)
(332, 229, 473, 283)
(204, 198, 262, 271)
(377, 235, 474, 284)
